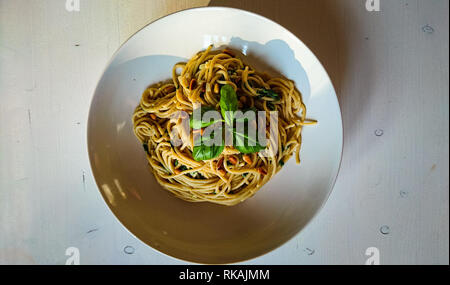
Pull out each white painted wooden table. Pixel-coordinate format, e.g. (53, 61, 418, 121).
(0, 0, 448, 265)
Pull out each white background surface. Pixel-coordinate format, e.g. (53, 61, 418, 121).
(0, 0, 448, 265)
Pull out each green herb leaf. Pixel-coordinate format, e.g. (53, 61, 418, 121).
(142, 143, 150, 155)
(193, 143, 224, 161)
(232, 108, 265, 154)
(257, 88, 280, 101)
(232, 125, 266, 154)
(227, 69, 237, 76)
(192, 125, 225, 161)
(220, 84, 238, 126)
(189, 106, 222, 129)
(267, 102, 276, 111)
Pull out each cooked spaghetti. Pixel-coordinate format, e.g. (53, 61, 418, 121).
(132, 45, 315, 206)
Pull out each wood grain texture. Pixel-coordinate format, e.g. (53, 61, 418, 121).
(0, 0, 448, 264)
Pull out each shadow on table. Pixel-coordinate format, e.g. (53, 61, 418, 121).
(209, 0, 371, 145)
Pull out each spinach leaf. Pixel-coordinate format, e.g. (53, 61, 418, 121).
(257, 88, 280, 101)
(220, 84, 238, 126)
(189, 106, 222, 129)
(192, 125, 224, 161)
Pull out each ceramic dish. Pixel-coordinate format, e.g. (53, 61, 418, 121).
(87, 7, 342, 264)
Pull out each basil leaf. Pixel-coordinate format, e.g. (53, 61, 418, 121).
(189, 106, 222, 129)
(232, 107, 265, 153)
(193, 142, 224, 161)
(257, 88, 280, 101)
(192, 125, 224, 161)
(220, 84, 238, 126)
(232, 126, 265, 154)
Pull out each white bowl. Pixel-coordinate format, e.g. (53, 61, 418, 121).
(87, 7, 342, 264)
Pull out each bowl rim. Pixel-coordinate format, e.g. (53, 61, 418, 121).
(86, 6, 344, 264)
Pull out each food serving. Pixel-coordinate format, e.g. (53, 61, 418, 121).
(132, 45, 316, 206)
